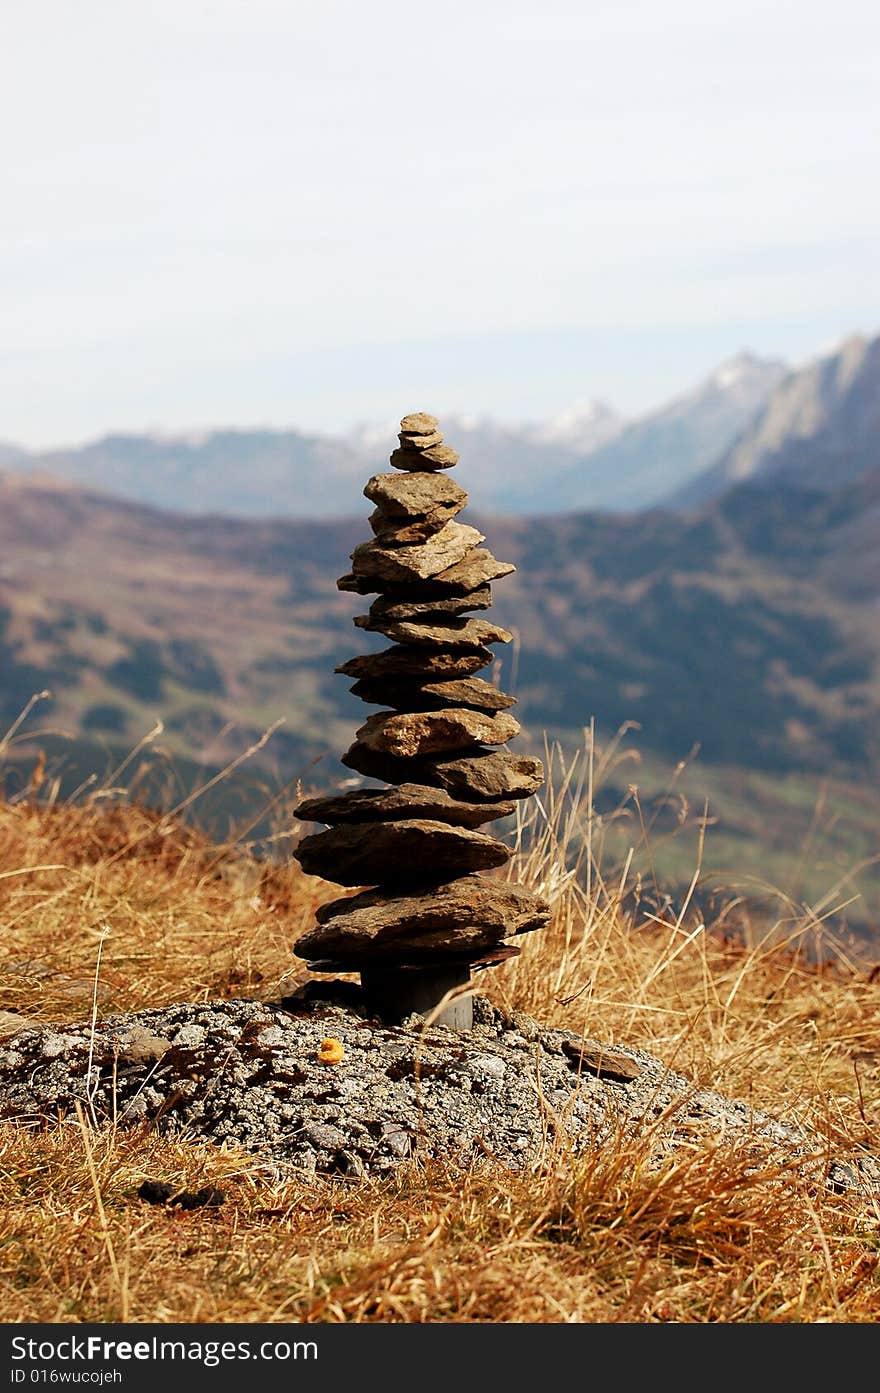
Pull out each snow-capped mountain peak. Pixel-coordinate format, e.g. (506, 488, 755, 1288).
(708, 351, 787, 396)
(525, 399, 624, 453)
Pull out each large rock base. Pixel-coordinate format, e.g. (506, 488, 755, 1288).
(1, 993, 878, 1194)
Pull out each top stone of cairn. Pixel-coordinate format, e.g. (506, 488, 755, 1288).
(392, 411, 460, 472)
(399, 412, 439, 434)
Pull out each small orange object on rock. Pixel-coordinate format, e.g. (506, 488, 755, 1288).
(317, 1037, 345, 1065)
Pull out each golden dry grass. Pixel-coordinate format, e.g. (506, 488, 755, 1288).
(1, 731, 879, 1324)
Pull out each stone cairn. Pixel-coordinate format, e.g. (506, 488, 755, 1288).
(292, 412, 551, 1029)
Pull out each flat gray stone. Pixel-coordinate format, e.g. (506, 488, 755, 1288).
(367, 587, 492, 621)
(336, 646, 494, 681)
(305, 941, 521, 978)
(419, 549, 516, 594)
(368, 506, 460, 545)
(341, 742, 545, 800)
(399, 412, 439, 433)
(390, 443, 459, 470)
(303, 874, 551, 964)
(560, 1038, 643, 1084)
(397, 429, 444, 450)
(356, 708, 521, 757)
(349, 675, 516, 713)
(364, 471, 468, 518)
(294, 784, 516, 828)
(350, 521, 483, 584)
(353, 613, 513, 648)
(337, 571, 378, 595)
(293, 819, 511, 886)
(301, 918, 522, 968)
(337, 548, 514, 597)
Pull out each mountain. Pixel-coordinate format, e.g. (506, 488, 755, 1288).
(7, 351, 785, 517)
(28, 429, 370, 518)
(522, 398, 624, 453)
(9, 416, 628, 519)
(673, 333, 880, 507)
(0, 441, 30, 468)
(2, 464, 877, 778)
(346, 401, 626, 512)
(0, 466, 362, 774)
(1, 463, 878, 929)
(535, 351, 789, 511)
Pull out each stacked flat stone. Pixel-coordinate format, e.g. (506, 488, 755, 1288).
(293, 412, 550, 1027)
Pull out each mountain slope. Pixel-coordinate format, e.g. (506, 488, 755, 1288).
(0, 468, 364, 784)
(1, 463, 878, 778)
(346, 402, 626, 513)
(0, 441, 30, 468)
(674, 333, 880, 506)
(8, 350, 786, 518)
(29, 429, 371, 518)
(11, 419, 629, 519)
(538, 352, 789, 511)
(2, 465, 878, 926)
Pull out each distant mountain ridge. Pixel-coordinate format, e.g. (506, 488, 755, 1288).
(344, 399, 630, 513)
(7, 331, 879, 517)
(531, 351, 789, 511)
(5, 350, 788, 518)
(1, 459, 877, 784)
(673, 333, 880, 507)
(24, 428, 369, 519)
(2, 460, 879, 930)
(0, 441, 30, 468)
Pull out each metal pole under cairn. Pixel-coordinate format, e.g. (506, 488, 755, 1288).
(360, 963, 473, 1030)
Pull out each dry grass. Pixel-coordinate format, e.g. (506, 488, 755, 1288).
(1, 726, 879, 1323)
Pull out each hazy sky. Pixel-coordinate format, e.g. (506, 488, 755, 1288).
(2, 0, 879, 446)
